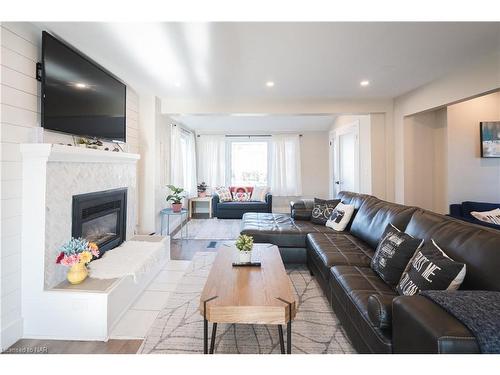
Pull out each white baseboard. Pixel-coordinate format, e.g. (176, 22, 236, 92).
(1, 318, 23, 352)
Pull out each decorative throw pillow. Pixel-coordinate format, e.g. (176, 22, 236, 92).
(325, 202, 355, 231)
(251, 186, 269, 202)
(311, 198, 340, 225)
(370, 223, 424, 288)
(396, 239, 466, 296)
(471, 208, 500, 224)
(233, 192, 251, 202)
(214, 186, 232, 202)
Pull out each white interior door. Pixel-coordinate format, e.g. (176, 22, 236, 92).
(333, 123, 360, 196)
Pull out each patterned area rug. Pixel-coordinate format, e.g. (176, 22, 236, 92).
(139, 252, 355, 354)
(173, 219, 241, 240)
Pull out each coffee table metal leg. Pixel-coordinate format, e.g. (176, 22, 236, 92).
(287, 320, 292, 354)
(278, 325, 285, 354)
(209, 323, 217, 354)
(203, 318, 208, 354)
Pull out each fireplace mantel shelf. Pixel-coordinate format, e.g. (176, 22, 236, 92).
(20, 143, 140, 163)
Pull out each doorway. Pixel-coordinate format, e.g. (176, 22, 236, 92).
(331, 121, 360, 197)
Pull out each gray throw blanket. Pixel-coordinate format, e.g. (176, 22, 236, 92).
(421, 290, 500, 353)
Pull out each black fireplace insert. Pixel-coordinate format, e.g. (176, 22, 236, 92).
(72, 188, 127, 256)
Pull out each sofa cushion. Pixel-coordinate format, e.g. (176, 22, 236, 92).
(396, 239, 466, 296)
(241, 212, 333, 248)
(370, 223, 423, 288)
(217, 201, 268, 210)
(307, 232, 374, 280)
(404, 209, 500, 291)
(311, 198, 340, 225)
(330, 266, 397, 325)
(350, 197, 418, 249)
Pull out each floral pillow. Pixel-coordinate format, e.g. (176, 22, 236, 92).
(215, 186, 232, 202)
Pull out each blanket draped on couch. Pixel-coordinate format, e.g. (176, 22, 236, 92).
(421, 290, 500, 353)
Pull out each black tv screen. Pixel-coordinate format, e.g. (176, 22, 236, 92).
(42, 31, 126, 142)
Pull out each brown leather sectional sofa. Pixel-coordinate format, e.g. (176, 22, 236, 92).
(240, 191, 500, 353)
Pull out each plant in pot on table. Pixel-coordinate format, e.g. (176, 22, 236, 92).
(166, 184, 185, 213)
(55, 238, 100, 285)
(197, 182, 208, 198)
(235, 234, 254, 263)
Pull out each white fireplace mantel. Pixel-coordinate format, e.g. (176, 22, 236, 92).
(20, 143, 140, 163)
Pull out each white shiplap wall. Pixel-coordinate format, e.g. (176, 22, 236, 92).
(0, 22, 140, 351)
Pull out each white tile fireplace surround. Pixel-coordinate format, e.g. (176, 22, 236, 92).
(21, 144, 139, 288)
(19, 144, 141, 339)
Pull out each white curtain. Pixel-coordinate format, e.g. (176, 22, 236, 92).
(170, 125, 197, 198)
(270, 134, 303, 196)
(196, 135, 226, 189)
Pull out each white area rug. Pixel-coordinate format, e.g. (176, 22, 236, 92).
(139, 252, 355, 354)
(173, 219, 241, 240)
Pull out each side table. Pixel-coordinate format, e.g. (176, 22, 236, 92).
(189, 196, 213, 219)
(160, 208, 188, 239)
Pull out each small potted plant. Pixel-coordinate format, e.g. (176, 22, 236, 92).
(197, 182, 208, 198)
(235, 234, 254, 263)
(55, 238, 99, 285)
(166, 184, 185, 213)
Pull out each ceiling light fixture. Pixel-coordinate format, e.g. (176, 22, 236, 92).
(266, 81, 275, 87)
(74, 83, 88, 89)
(174, 82, 181, 87)
(360, 80, 370, 87)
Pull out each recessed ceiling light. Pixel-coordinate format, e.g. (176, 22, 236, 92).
(74, 83, 88, 89)
(266, 81, 275, 87)
(174, 82, 181, 87)
(360, 80, 370, 87)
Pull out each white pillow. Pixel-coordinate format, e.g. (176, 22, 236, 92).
(251, 186, 270, 202)
(471, 208, 500, 224)
(325, 203, 355, 231)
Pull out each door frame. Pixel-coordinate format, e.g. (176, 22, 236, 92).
(330, 121, 360, 198)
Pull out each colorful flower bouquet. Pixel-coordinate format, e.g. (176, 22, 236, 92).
(55, 238, 99, 284)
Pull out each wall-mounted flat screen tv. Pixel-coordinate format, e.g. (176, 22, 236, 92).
(41, 31, 126, 142)
(480, 121, 500, 158)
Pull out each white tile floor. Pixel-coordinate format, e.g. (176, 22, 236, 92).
(109, 259, 190, 339)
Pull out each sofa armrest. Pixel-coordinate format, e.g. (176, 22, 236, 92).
(290, 199, 314, 220)
(265, 193, 273, 212)
(449, 203, 463, 217)
(367, 294, 394, 330)
(392, 295, 479, 353)
(211, 194, 220, 217)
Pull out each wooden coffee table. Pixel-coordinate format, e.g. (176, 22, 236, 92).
(199, 243, 297, 354)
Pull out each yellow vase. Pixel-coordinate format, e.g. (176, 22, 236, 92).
(67, 262, 88, 285)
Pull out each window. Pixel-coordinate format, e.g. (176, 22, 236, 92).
(228, 141, 269, 186)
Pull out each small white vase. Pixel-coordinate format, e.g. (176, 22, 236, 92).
(239, 251, 252, 263)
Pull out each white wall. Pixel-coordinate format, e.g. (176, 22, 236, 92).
(403, 109, 447, 213)
(393, 51, 500, 204)
(447, 92, 500, 204)
(0, 22, 139, 351)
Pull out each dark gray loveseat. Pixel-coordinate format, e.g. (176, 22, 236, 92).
(212, 193, 272, 219)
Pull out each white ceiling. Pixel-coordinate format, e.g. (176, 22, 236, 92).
(170, 114, 337, 133)
(37, 22, 500, 100)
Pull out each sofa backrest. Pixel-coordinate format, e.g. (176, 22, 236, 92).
(405, 209, 500, 291)
(349, 197, 418, 249)
(337, 191, 372, 231)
